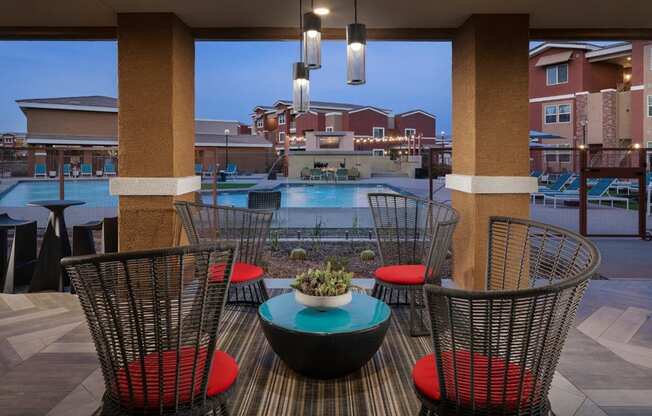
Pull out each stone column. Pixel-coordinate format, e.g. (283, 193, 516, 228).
(601, 89, 618, 148)
(112, 13, 199, 251)
(447, 15, 536, 289)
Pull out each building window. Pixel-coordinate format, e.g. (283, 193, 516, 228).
(544, 104, 571, 124)
(404, 128, 416, 137)
(558, 104, 571, 123)
(278, 113, 286, 125)
(325, 126, 334, 132)
(372, 149, 385, 156)
(546, 63, 568, 86)
(256, 118, 264, 129)
(278, 132, 286, 144)
(372, 127, 385, 139)
(544, 105, 558, 124)
(648, 95, 652, 117)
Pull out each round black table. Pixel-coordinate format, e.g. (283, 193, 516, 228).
(27, 200, 85, 292)
(258, 292, 391, 379)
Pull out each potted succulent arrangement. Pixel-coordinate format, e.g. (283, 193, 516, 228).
(291, 262, 354, 310)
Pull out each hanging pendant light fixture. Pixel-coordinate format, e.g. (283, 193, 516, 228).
(347, 0, 366, 85)
(293, 0, 310, 113)
(303, 0, 322, 69)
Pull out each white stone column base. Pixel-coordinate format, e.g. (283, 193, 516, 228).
(445, 174, 537, 194)
(109, 176, 201, 196)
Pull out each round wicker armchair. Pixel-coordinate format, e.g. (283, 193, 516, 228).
(368, 193, 459, 336)
(175, 201, 273, 305)
(413, 217, 600, 416)
(61, 243, 239, 416)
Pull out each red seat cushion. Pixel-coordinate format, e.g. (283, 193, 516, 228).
(412, 351, 533, 409)
(116, 347, 238, 409)
(374, 264, 425, 285)
(210, 262, 264, 283)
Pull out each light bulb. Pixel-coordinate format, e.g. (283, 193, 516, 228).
(307, 29, 319, 38)
(350, 42, 362, 52)
(313, 7, 329, 15)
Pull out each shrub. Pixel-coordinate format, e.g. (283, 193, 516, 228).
(360, 249, 375, 261)
(289, 247, 307, 260)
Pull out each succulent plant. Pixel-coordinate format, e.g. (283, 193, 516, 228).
(291, 262, 353, 297)
(289, 247, 307, 260)
(360, 249, 375, 261)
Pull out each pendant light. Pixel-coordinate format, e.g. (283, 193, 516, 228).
(347, 0, 366, 85)
(293, 0, 310, 113)
(303, 0, 322, 69)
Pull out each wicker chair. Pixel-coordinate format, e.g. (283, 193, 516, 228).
(247, 191, 281, 211)
(61, 243, 238, 416)
(368, 193, 459, 336)
(414, 217, 600, 416)
(175, 201, 273, 305)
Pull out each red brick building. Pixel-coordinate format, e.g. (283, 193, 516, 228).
(529, 41, 652, 152)
(251, 100, 437, 153)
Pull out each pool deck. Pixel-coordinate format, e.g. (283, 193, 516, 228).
(0, 279, 650, 416)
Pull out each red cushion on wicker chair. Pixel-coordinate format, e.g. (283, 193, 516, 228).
(116, 347, 238, 408)
(412, 351, 533, 409)
(210, 262, 264, 283)
(374, 264, 425, 285)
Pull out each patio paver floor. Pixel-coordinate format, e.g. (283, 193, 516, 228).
(0, 280, 650, 416)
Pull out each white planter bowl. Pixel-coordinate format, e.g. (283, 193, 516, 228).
(294, 290, 352, 311)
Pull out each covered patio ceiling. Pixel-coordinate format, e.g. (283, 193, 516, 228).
(0, 0, 651, 40)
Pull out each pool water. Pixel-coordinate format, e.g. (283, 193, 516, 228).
(0, 181, 402, 208)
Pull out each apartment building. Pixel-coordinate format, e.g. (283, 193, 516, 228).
(529, 41, 652, 152)
(251, 100, 437, 152)
(14, 96, 273, 174)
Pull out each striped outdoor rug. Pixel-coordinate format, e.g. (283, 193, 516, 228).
(218, 291, 430, 416)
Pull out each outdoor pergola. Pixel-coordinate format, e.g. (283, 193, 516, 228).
(2, 0, 650, 290)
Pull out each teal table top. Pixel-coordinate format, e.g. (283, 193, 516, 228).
(258, 292, 391, 335)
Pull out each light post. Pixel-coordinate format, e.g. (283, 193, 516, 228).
(439, 130, 446, 167)
(224, 128, 230, 182)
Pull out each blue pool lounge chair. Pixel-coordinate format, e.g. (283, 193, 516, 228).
(544, 178, 629, 209)
(81, 163, 92, 177)
(195, 163, 203, 175)
(34, 163, 46, 178)
(531, 172, 573, 202)
(104, 162, 116, 176)
(221, 163, 238, 177)
(63, 164, 71, 177)
(202, 165, 214, 177)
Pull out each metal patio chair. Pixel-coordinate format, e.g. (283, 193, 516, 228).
(61, 243, 239, 416)
(368, 193, 459, 336)
(414, 217, 600, 416)
(175, 201, 273, 305)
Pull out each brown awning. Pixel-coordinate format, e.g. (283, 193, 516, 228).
(535, 51, 573, 67)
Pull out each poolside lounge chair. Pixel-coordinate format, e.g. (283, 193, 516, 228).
(544, 178, 630, 209)
(221, 163, 238, 177)
(336, 168, 349, 181)
(203, 165, 214, 177)
(195, 163, 203, 175)
(33, 163, 46, 178)
(530, 172, 573, 202)
(103, 162, 116, 176)
(300, 167, 311, 180)
(310, 168, 322, 180)
(63, 164, 71, 177)
(530, 170, 542, 178)
(80, 163, 92, 177)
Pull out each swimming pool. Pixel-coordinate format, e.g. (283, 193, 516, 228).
(0, 181, 403, 208)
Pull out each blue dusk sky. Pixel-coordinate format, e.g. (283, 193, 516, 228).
(0, 40, 452, 134)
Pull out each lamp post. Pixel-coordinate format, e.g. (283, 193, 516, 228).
(224, 128, 230, 182)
